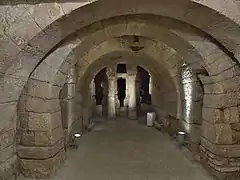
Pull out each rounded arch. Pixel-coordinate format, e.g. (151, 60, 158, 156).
(22, 0, 240, 60)
(77, 49, 179, 127)
(9, 5, 240, 179)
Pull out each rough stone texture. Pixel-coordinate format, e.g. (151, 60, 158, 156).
(202, 121, 234, 145)
(26, 112, 61, 131)
(203, 107, 224, 124)
(0, 155, 18, 180)
(34, 126, 63, 146)
(200, 144, 240, 179)
(17, 139, 64, 159)
(0, 102, 17, 132)
(24, 96, 60, 113)
(25, 79, 62, 99)
(0, 129, 15, 151)
(19, 149, 65, 178)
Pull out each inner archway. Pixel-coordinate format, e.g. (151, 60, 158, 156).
(117, 78, 126, 108)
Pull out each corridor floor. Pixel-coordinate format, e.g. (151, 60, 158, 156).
(21, 118, 214, 180)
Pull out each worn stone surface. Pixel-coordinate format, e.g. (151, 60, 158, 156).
(203, 107, 224, 124)
(0, 129, 15, 150)
(25, 96, 61, 113)
(0, 102, 17, 132)
(34, 126, 63, 146)
(19, 149, 65, 178)
(17, 139, 64, 159)
(0, 145, 15, 164)
(0, 155, 18, 180)
(26, 79, 62, 99)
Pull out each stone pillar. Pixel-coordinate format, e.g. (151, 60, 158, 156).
(66, 67, 77, 133)
(102, 80, 108, 116)
(59, 67, 77, 151)
(149, 75, 152, 95)
(107, 68, 116, 118)
(127, 66, 137, 119)
(90, 79, 96, 108)
(135, 71, 141, 115)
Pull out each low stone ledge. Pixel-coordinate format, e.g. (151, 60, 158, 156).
(0, 155, 18, 180)
(17, 139, 64, 159)
(19, 148, 65, 178)
(201, 137, 240, 157)
(200, 144, 240, 180)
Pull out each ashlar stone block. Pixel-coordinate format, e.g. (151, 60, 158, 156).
(27, 111, 62, 131)
(29, 2, 64, 29)
(4, 10, 41, 48)
(0, 145, 15, 164)
(0, 155, 17, 180)
(34, 126, 63, 146)
(26, 79, 62, 99)
(224, 106, 240, 124)
(25, 96, 60, 113)
(215, 124, 233, 145)
(0, 102, 17, 132)
(202, 121, 233, 145)
(19, 149, 65, 178)
(0, 130, 15, 150)
(17, 139, 64, 159)
(202, 107, 224, 124)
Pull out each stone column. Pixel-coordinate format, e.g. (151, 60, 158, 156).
(149, 75, 152, 95)
(127, 66, 137, 119)
(90, 79, 95, 108)
(58, 67, 77, 150)
(107, 68, 116, 118)
(135, 71, 141, 114)
(102, 80, 108, 116)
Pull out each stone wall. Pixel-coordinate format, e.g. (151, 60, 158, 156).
(151, 70, 179, 135)
(59, 67, 77, 150)
(17, 81, 65, 178)
(181, 65, 204, 148)
(199, 69, 240, 178)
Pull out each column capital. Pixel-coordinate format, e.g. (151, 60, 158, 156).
(126, 65, 137, 76)
(67, 67, 77, 83)
(106, 66, 116, 77)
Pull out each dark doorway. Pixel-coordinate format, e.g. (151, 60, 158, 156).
(94, 68, 106, 105)
(117, 64, 127, 73)
(138, 66, 151, 104)
(117, 78, 126, 107)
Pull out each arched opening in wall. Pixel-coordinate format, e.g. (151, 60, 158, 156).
(76, 45, 179, 123)
(94, 68, 106, 106)
(137, 66, 152, 117)
(93, 68, 108, 117)
(117, 78, 126, 108)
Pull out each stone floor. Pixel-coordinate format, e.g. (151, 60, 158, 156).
(20, 118, 214, 180)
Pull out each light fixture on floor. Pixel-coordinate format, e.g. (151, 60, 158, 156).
(74, 133, 81, 138)
(177, 131, 186, 146)
(69, 132, 82, 150)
